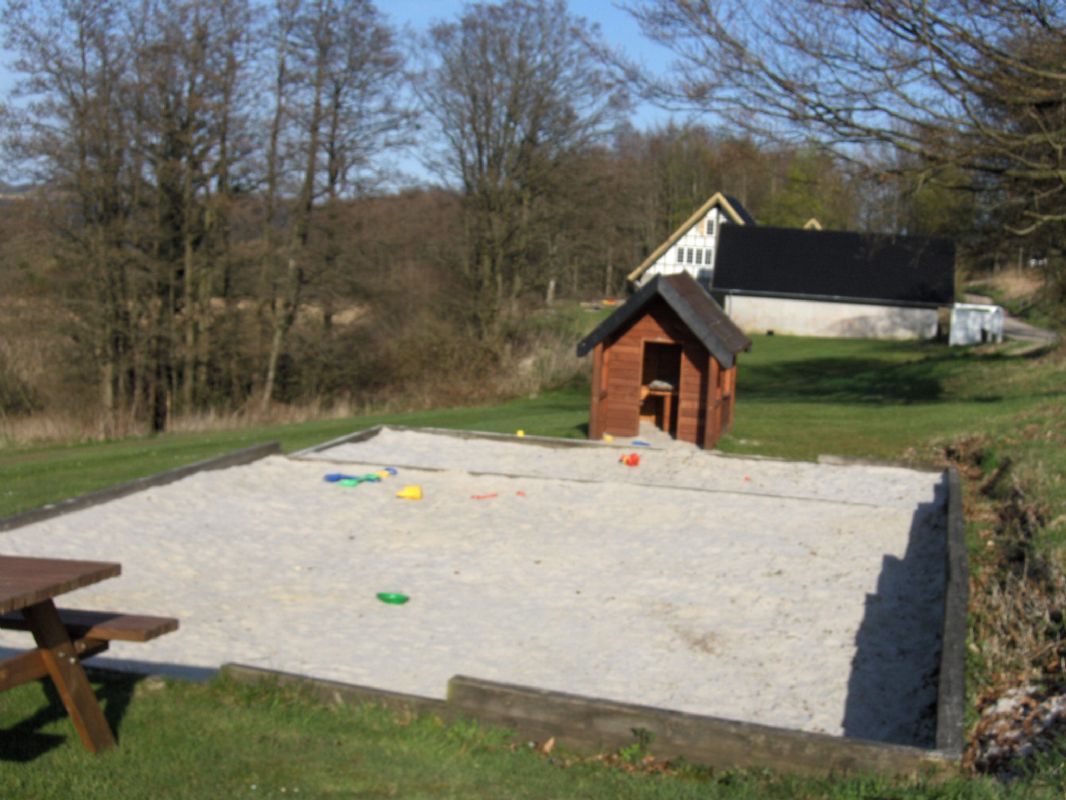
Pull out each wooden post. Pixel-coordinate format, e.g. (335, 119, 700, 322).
(24, 600, 116, 753)
(703, 356, 722, 449)
(588, 343, 605, 440)
(721, 366, 737, 434)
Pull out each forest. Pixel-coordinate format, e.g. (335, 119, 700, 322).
(0, 0, 1061, 441)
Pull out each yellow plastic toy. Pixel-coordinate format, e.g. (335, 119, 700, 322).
(603, 434, 614, 443)
(396, 485, 423, 500)
(516, 429, 525, 437)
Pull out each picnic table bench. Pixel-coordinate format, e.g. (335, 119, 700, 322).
(0, 555, 178, 753)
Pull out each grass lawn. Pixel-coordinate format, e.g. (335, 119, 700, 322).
(2, 333, 1065, 798)
(0, 671, 1035, 799)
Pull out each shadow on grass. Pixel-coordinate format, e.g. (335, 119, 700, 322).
(0, 668, 144, 761)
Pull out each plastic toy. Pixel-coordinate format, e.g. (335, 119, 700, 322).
(516, 429, 525, 437)
(396, 485, 423, 500)
(471, 493, 498, 500)
(632, 440, 650, 447)
(376, 592, 409, 605)
(619, 453, 640, 467)
(339, 478, 361, 487)
(324, 473, 356, 483)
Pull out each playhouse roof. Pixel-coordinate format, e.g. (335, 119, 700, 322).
(714, 225, 956, 307)
(577, 273, 752, 368)
(627, 192, 755, 284)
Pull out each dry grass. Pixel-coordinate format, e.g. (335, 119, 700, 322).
(968, 267, 1047, 301)
(0, 412, 109, 447)
(166, 398, 365, 434)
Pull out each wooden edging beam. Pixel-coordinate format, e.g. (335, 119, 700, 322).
(936, 467, 968, 756)
(290, 425, 622, 461)
(220, 665, 960, 779)
(0, 442, 281, 533)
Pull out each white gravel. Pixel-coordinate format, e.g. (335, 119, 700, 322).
(0, 426, 948, 745)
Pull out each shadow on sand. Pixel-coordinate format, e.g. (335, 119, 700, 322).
(841, 475, 948, 747)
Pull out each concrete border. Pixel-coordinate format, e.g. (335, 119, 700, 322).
(220, 665, 958, 778)
(0, 441, 281, 533)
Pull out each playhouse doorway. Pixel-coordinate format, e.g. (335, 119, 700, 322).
(640, 342, 681, 436)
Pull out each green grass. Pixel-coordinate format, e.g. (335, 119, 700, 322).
(0, 671, 1037, 799)
(2, 333, 1065, 797)
(722, 336, 1063, 460)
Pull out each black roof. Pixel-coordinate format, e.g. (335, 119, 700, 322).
(723, 194, 756, 225)
(714, 225, 955, 307)
(577, 273, 752, 368)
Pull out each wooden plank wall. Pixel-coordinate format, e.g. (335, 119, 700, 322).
(700, 362, 739, 449)
(675, 339, 706, 445)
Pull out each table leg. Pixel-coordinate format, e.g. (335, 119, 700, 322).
(23, 599, 116, 753)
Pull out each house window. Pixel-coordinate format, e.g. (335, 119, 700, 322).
(695, 248, 703, 265)
(686, 248, 694, 264)
(705, 248, 712, 263)
(676, 247, 684, 263)
(706, 217, 716, 236)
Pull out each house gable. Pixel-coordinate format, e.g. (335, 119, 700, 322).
(627, 192, 755, 286)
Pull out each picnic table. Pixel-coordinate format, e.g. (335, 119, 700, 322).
(0, 555, 178, 753)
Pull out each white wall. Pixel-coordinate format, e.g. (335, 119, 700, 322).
(949, 304, 1004, 346)
(640, 208, 729, 285)
(723, 295, 939, 340)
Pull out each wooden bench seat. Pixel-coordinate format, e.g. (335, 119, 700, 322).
(0, 608, 179, 642)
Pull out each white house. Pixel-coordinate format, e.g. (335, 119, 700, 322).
(627, 193, 956, 341)
(628, 192, 756, 287)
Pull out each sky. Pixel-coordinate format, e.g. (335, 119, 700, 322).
(0, 0, 692, 186)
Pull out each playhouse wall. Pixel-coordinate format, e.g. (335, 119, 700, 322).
(602, 299, 709, 444)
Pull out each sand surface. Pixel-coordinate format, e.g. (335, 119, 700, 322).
(0, 427, 947, 745)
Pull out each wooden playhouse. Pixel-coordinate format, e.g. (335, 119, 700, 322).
(577, 273, 751, 449)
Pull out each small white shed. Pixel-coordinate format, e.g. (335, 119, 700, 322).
(949, 303, 1004, 346)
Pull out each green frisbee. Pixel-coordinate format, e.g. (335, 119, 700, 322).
(376, 592, 409, 605)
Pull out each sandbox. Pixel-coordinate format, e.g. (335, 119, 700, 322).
(0, 426, 957, 763)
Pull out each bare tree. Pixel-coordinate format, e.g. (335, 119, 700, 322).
(257, 0, 408, 410)
(3, 0, 144, 435)
(627, 1, 1066, 237)
(416, 0, 627, 336)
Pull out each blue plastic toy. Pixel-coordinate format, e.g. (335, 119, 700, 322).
(324, 473, 357, 482)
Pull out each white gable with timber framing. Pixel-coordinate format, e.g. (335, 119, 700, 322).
(628, 192, 755, 288)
